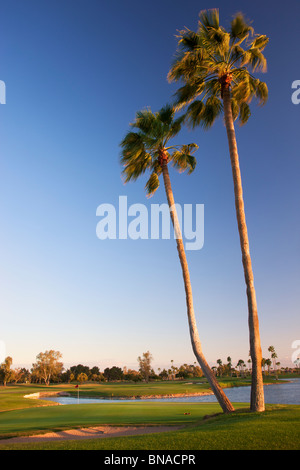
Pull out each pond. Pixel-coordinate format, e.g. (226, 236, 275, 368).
(41, 378, 300, 405)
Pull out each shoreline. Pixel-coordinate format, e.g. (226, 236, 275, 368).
(24, 390, 214, 401)
(24, 380, 292, 402)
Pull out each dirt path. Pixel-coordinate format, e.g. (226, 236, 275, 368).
(0, 425, 183, 445)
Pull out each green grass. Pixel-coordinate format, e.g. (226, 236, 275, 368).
(1, 378, 299, 450)
(0, 375, 279, 412)
(0, 402, 222, 436)
(0, 404, 299, 450)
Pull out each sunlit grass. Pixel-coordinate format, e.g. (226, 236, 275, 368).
(1, 405, 299, 450)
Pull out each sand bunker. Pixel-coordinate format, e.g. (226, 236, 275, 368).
(0, 425, 183, 445)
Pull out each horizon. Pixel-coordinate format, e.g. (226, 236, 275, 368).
(1, 1, 299, 373)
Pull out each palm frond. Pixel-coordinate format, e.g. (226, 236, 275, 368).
(230, 13, 254, 44)
(253, 79, 268, 105)
(185, 100, 206, 128)
(199, 8, 220, 30)
(201, 96, 223, 128)
(173, 80, 205, 110)
(167, 114, 185, 138)
(238, 101, 251, 125)
(231, 98, 239, 121)
(170, 144, 198, 174)
(251, 34, 269, 51)
(241, 47, 267, 72)
(145, 172, 160, 197)
(158, 105, 175, 125)
(178, 28, 202, 51)
(121, 152, 152, 183)
(231, 75, 252, 103)
(131, 108, 156, 134)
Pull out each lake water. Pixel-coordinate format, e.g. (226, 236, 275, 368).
(41, 378, 300, 405)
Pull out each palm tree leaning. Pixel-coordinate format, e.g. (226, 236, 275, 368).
(120, 105, 234, 413)
(168, 9, 268, 412)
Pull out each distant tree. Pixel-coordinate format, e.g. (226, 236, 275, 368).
(70, 364, 90, 379)
(170, 360, 176, 380)
(31, 350, 63, 386)
(0, 356, 13, 386)
(103, 366, 123, 382)
(217, 359, 223, 377)
(265, 358, 272, 374)
(227, 357, 233, 377)
(177, 368, 190, 379)
(150, 368, 159, 380)
(237, 359, 246, 377)
(124, 369, 142, 382)
(138, 351, 153, 383)
(158, 368, 168, 380)
(77, 372, 88, 384)
(18, 368, 31, 383)
(12, 368, 25, 384)
(89, 366, 100, 375)
(268, 346, 278, 377)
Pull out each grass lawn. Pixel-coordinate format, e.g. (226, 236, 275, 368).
(0, 377, 299, 450)
(0, 376, 279, 412)
(0, 403, 299, 450)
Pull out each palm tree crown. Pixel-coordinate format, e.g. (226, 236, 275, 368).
(168, 8, 268, 127)
(120, 105, 198, 196)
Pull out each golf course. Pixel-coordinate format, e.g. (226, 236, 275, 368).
(0, 378, 299, 450)
(2, 1, 300, 456)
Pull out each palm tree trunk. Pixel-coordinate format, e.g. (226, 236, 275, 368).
(161, 156, 235, 413)
(222, 86, 265, 412)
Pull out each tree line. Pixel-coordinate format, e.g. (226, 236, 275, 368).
(213, 346, 287, 378)
(1, 346, 298, 386)
(0, 350, 203, 386)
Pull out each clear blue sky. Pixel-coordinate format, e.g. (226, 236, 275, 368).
(1, 0, 299, 371)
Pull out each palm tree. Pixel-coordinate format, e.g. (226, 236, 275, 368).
(227, 356, 232, 377)
(168, 9, 268, 412)
(237, 359, 246, 377)
(216, 358, 223, 377)
(268, 345, 278, 378)
(265, 358, 272, 375)
(120, 104, 234, 413)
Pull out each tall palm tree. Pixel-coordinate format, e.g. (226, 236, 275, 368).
(120, 104, 234, 413)
(168, 9, 268, 412)
(227, 356, 233, 377)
